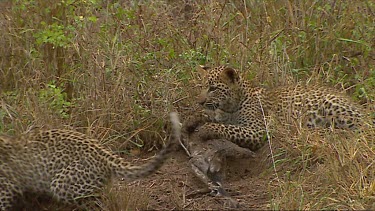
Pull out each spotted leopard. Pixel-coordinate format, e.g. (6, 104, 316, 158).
(185, 66, 369, 151)
(0, 112, 181, 210)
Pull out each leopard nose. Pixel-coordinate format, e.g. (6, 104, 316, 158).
(197, 90, 207, 105)
(197, 96, 206, 105)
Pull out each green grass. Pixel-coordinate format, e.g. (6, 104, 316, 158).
(0, 0, 374, 209)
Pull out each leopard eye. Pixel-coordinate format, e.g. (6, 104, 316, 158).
(208, 86, 218, 92)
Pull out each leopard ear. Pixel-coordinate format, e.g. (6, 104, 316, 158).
(221, 67, 239, 84)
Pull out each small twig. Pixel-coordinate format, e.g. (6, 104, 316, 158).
(172, 96, 190, 104)
(182, 174, 187, 206)
(256, 93, 280, 182)
(186, 188, 211, 198)
(179, 138, 192, 157)
(175, 120, 191, 157)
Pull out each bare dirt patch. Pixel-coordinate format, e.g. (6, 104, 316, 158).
(126, 146, 274, 210)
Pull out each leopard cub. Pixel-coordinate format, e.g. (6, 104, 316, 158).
(188, 66, 370, 151)
(0, 112, 181, 210)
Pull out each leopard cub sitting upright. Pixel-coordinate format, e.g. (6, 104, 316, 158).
(185, 66, 370, 152)
(0, 112, 181, 210)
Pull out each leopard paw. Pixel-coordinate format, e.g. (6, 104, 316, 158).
(182, 114, 210, 135)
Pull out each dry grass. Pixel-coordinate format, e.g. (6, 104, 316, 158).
(100, 182, 149, 211)
(269, 120, 375, 209)
(1, 0, 374, 210)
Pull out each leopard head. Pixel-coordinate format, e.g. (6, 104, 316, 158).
(197, 66, 243, 113)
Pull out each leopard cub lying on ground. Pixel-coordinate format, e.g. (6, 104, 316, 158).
(0, 112, 181, 210)
(185, 66, 371, 151)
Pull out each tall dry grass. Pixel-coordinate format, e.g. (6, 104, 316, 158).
(0, 0, 374, 209)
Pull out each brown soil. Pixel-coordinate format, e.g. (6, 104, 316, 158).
(127, 146, 274, 210)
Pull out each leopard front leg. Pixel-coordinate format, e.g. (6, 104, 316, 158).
(182, 113, 212, 135)
(194, 123, 267, 151)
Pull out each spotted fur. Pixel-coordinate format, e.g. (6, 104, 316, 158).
(186, 66, 367, 151)
(0, 112, 181, 210)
